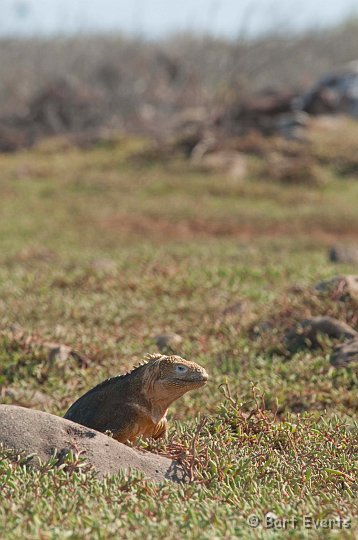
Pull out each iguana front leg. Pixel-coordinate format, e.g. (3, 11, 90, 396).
(112, 408, 167, 443)
(112, 422, 142, 444)
(152, 418, 168, 440)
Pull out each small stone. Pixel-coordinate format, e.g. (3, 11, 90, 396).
(47, 343, 88, 372)
(315, 275, 358, 302)
(222, 300, 251, 318)
(1, 387, 52, 408)
(329, 245, 358, 264)
(330, 339, 358, 367)
(90, 258, 117, 273)
(286, 316, 357, 351)
(155, 333, 183, 353)
(195, 150, 248, 181)
(48, 344, 72, 365)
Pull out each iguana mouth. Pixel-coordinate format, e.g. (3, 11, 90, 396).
(184, 371, 208, 384)
(194, 380, 207, 387)
(187, 374, 208, 385)
(169, 376, 208, 389)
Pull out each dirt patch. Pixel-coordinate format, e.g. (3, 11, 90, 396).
(99, 214, 358, 242)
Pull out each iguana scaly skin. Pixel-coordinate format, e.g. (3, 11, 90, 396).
(64, 354, 208, 443)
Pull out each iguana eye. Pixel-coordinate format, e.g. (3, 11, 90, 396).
(175, 365, 188, 374)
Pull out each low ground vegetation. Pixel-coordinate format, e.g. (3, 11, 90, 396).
(0, 119, 357, 538)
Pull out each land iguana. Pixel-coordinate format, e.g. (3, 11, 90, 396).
(64, 354, 208, 443)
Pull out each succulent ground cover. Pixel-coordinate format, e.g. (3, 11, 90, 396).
(0, 123, 357, 538)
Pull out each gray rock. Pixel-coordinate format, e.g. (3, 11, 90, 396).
(286, 316, 357, 351)
(315, 275, 358, 302)
(0, 405, 186, 483)
(155, 333, 183, 353)
(222, 300, 252, 318)
(329, 245, 358, 265)
(195, 150, 248, 181)
(90, 258, 117, 273)
(330, 339, 358, 368)
(1, 387, 53, 409)
(47, 343, 89, 371)
(299, 63, 358, 117)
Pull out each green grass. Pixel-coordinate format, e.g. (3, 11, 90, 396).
(0, 129, 357, 538)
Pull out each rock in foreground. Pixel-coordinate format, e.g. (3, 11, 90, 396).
(0, 405, 186, 482)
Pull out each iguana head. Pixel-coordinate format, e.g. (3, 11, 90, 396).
(143, 354, 208, 404)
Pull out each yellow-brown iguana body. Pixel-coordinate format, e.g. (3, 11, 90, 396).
(64, 354, 208, 443)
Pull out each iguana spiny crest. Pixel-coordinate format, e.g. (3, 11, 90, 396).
(64, 354, 208, 444)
